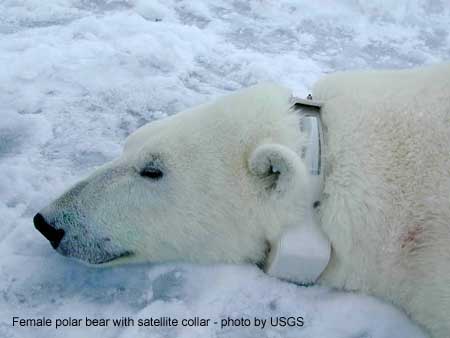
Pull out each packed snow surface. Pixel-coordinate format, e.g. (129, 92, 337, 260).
(1, 1, 449, 337)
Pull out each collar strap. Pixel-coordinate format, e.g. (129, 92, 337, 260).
(295, 97, 324, 203)
(264, 96, 330, 285)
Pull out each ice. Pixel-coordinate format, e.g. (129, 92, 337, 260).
(1, 0, 449, 337)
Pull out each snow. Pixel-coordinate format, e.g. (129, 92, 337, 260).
(1, 0, 449, 337)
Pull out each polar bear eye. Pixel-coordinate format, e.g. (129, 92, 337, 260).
(140, 167, 163, 180)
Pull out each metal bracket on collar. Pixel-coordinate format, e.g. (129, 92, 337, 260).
(292, 95, 323, 109)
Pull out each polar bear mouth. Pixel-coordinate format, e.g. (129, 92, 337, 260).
(62, 249, 135, 265)
(94, 250, 134, 265)
(56, 236, 134, 265)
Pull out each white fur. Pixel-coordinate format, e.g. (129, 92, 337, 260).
(39, 63, 450, 338)
(314, 63, 450, 338)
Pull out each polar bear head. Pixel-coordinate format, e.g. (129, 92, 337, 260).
(34, 84, 315, 267)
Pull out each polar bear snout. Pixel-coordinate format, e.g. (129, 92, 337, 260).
(33, 206, 134, 265)
(33, 213, 65, 249)
(30, 157, 162, 266)
(33, 207, 134, 265)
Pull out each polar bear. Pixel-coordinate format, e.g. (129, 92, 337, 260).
(34, 63, 450, 338)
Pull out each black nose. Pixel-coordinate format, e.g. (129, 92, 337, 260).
(33, 213, 65, 249)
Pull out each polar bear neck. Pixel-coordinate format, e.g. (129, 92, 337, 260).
(264, 97, 332, 285)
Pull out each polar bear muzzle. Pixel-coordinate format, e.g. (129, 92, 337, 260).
(33, 164, 137, 265)
(33, 210, 133, 264)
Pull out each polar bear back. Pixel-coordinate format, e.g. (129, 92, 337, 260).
(313, 63, 450, 338)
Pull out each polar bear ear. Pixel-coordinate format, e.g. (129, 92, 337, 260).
(248, 143, 308, 196)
